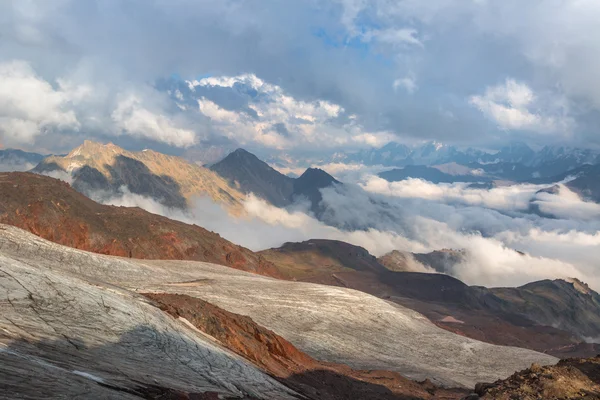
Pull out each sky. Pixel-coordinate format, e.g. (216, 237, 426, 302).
(2, 0, 600, 156)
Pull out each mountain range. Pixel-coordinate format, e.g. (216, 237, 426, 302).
(2, 141, 600, 398)
(32, 140, 246, 212)
(2, 171, 598, 360)
(0, 148, 46, 172)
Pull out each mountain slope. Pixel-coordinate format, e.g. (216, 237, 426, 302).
(0, 240, 298, 399)
(33, 140, 246, 211)
(145, 292, 468, 400)
(492, 278, 600, 339)
(0, 172, 281, 277)
(0, 225, 557, 388)
(210, 148, 295, 207)
(260, 240, 600, 358)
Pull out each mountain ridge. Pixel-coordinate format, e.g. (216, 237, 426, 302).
(33, 140, 247, 212)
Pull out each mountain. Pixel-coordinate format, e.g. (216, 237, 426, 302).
(0, 148, 45, 172)
(379, 165, 488, 183)
(32, 140, 246, 211)
(531, 163, 600, 202)
(563, 163, 600, 202)
(211, 149, 340, 213)
(293, 168, 340, 216)
(491, 278, 600, 339)
(210, 148, 295, 207)
(0, 225, 557, 389)
(337, 141, 600, 184)
(260, 240, 600, 358)
(0, 172, 281, 277)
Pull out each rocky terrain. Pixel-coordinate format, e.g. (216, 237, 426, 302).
(32, 140, 246, 212)
(0, 172, 282, 277)
(144, 293, 468, 400)
(474, 357, 600, 399)
(260, 240, 600, 358)
(0, 236, 299, 399)
(0, 225, 557, 389)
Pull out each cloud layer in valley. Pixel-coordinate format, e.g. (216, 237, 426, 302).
(86, 171, 600, 292)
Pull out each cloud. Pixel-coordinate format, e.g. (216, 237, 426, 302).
(0, 161, 35, 173)
(83, 170, 600, 291)
(190, 74, 392, 150)
(0, 60, 79, 146)
(362, 28, 423, 47)
(469, 79, 572, 134)
(112, 94, 197, 147)
(393, 76, 417, 94)
(532, 185, 600, 220)
(316, 176, 600, 289)
(360, 176, 541, 212)
(96, 187, 423, 256)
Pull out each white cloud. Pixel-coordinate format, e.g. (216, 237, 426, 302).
(532, 185, 600, 220)
(112, 94, 197, 147)
(469, 79, 571, 134)
(361, 176, 541, 212)
(192, 74, 391, 149)
(363, 28, 423, 47)
(393, 76, 417, 94)
(86, 172, 600, 291)
(0, 60, 79, 145)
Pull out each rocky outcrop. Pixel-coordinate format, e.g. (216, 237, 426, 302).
(473, 357, 600, 399)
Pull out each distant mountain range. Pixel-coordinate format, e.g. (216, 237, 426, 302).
(343, 141, 600, 170)
(0, 148, 46, 172)
(359, 142, 600, 193)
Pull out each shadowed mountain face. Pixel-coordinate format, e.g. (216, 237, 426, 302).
(260, 240, 600, 358)
(210, 148, 295, 207)
(33, 140, 246, 212)
(293, 168, 340, 216)
(0, 172, 281, 277)
(211, 149, 340, 214)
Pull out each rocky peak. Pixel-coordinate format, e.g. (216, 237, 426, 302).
(565, 278, 592, 295)
(67, 140, 124, 159)
(297, 167, 339, 187)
